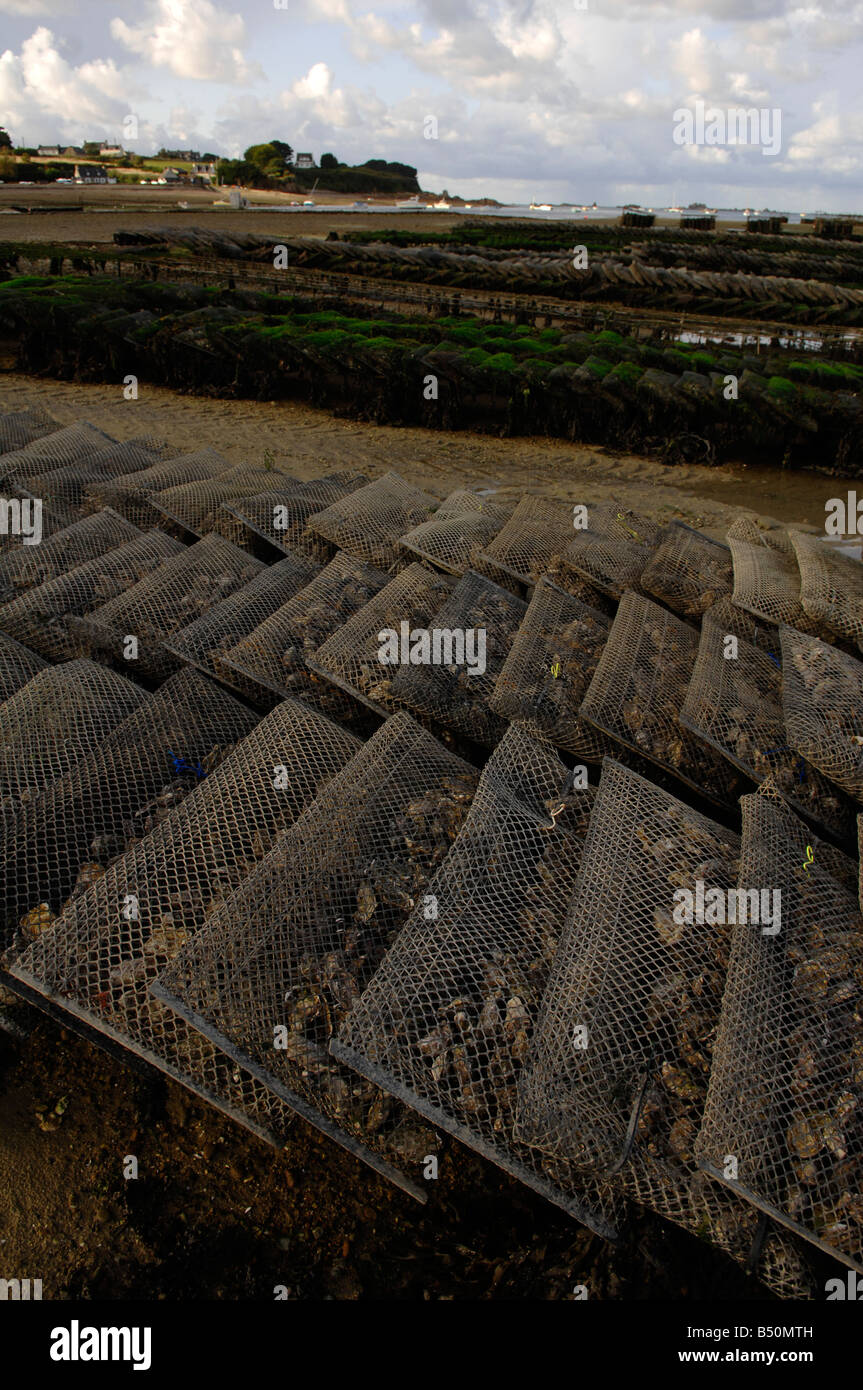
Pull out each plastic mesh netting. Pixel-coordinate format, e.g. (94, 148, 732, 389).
(515, 759, 814, 1298)
(389, 570, 527, 746)
(679, 613, 855, 843)
(12, 439, 171, 525)
(220, 474, 369, 557)
(83, 449, 230, 529)
(640, 521, 733, 618)
(0, 658, 145, 818)
(490, 578, 616, 762)
(781, 626, 863, 803)
(330, 721, 619, 1235)
(0, 406, 58, 455)
(0, 631, 48, 703)
(162, 551, 321, 689)
(0, 509, 142, 604)
(578, 591, 744, 806)
(222, 550, 388, 714)
(0, 668, 259, 958)
(8, 700, 363, 1149)
(696, 783, 863, 1272)
(728, 534, 820, 634)
(307, 562, 454, 717)
(398, 490, 513, 575)
(0, 421, 116, 487)
(561, 505, 662, 600)
(474, 495, 574, 587)
(0, 532, 184, 661)
(788, 529, 863, 654)
(78, 534, 264, 680)
(150, 466, 298, 540)
(306, 472, 438, 570)
(152, 713, 478, 1197)
(726, 516, 796, 555)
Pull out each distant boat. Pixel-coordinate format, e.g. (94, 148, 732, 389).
(396, 195, 421, 208)
(302, 199, 315, 206)
(530, 201, 552, 211)
(431, 199, 451, 209)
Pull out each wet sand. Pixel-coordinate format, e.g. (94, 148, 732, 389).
(0, 372, 853, 537)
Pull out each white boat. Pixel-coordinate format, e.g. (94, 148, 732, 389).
(530, 202, 552, 211)
(431, 199, 451, 209)
(396, 195, 421, 208)
(302, 199, 315, 206)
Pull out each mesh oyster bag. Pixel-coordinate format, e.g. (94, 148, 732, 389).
(0, 531, 183, 661)
(561, 504, 663, 599)
(679, 613, 855, 843)
(8, 700, 362, 1147)
(389, 570, 527, 746)
(399, 490, 513, 575)
(490, 578, 615, 761)
(728, 534, 820, 634)
(152, 713, 479, 1198)
(726, 516, 796, 555)
(77, 534, 264, 680)
(13, 438, 171, 524)
(788, 529, 863, 654)
(0, 406, 58, 455)
(220, 473, 369, 557)
(514, 759, 814, 1298)
(578, 591, 744, 807)
(222, 550, 388, 714)
(149, 466, 297, 540)
(162, 551, 321, 689)
(330, 721, 619, 1236)
(0, 509, 142, 604)
(474, 495, 574, 587)
(306, 471, 438, 570)
(640, 520, 733, 618)
(0, 631, 48, 703)
(0, 421, 116, 487)
(0, 658, 145, 819)
(695, 783, 863, 1272)
(0, 668, 258, 958)
(781, 626, 863, 802)
(83, 448, 230, 529)
(307, 561, 454, 717)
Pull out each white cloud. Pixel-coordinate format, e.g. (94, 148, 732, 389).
(0, 26, 136, 140)
(110, 0, 261, 83)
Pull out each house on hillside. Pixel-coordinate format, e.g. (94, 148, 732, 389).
(73, 163, 108, 183)
(191, 161, 216, 181)
(160, 167, 182, 183)
(294, 152, 315, 168)
(37, 145, 60, 157)
(63, 146, 84, 158)
(100, 144, 124, 158)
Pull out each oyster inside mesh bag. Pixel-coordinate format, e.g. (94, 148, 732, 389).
(221, 550, 389, 716)
(0, 405, 59, 456)
(0, 530, 184, 661)
(728, 532, 821, 635)
(83, 448, 230, 526)
(152, 712, 478, 1195)
(398, 489, 513, 575)
(221, 473, 369, 557)
(560, 503, 662, 599)
(0, 667, 259, 958)
(389, 569, 526, 746)
(780, 625, 863, 804)
(76, 533, 265, 680)
(307, 561, 454, 716)
(331, 720, 619, 1237)
(679, 611, 855, 844)
(306, 471, 438, 571)
(788, 528, 863, 655)
(695, 781, 863, 1272)
(473, 494, 574, 587)
(514, 757, 815, 1298)
(0, 509, 143, 604)
(0, 630, 49, 702)
(0, 657, 146, 819)
(162, 550, 321, 686)
(578, 590, 744, 807)
(640, 520, 733, 618)
(490, 577, 615, 762)
(0, 421, 116, 488)
(8, 699, 363, 1148)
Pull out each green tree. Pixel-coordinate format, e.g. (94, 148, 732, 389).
(0, 128, 11, 150)
(320, 152, 339, 169)
(83, 141, 100, 157)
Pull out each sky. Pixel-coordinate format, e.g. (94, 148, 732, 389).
(0, 0, 860, 209)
